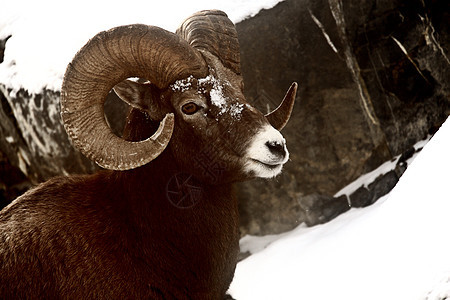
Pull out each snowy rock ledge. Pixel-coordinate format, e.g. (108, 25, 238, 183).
(0, 87, 97, 183)
(295, 137, 429, 227)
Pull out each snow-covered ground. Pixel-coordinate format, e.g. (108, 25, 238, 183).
(0, 0, 284, 94)
(229, 117, 450, 300)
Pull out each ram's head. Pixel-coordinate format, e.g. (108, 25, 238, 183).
(61, 10, 297, 183)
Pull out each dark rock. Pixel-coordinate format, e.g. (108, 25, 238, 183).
(0, 87, 98, 183)
(298, 194, 331, 211)
(237, 174, 303, 235)
(0, 36, 11, 64)
(224, 293, 236, 300)
(236, 0, 449, 234)
(349, 186, 372, 208)
(237, 251, 251, 262)
(398, 147, 416, 164)
(321, 195, 351, 222)
(349, 170, 399, 208)
(395, 145, 418, 177)
(367, 170, 399, 201)
(298, 194, 350, 226)
(0, 85, 127, 187)
(394, 161, 408, 178)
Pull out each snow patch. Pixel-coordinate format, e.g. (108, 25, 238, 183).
(426, 274, 450, 300)
(197, 75, 227, 111)
(240, 224, 307, 255)
(200, 75, 245, 119)
(17, 147, 29, 175)
(170, 75, 194, 93)
(229, 103, 245, 120)
(209, 81, 227, 111)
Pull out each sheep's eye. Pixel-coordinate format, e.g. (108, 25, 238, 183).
(181, 102, 200, 115)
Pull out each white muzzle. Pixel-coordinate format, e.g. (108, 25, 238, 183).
(244, 125, 289, 178)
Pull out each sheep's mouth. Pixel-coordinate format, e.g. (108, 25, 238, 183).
(244, 158, 284, 178)
(251, 159, 282, 170)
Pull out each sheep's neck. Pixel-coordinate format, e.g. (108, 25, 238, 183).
(115, 149, 240, 296)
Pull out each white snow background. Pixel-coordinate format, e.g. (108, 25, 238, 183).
(2, 1, 450, 299)
(0, 0, 284, 93)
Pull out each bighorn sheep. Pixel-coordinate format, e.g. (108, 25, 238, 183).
(0, 10, 297, 299)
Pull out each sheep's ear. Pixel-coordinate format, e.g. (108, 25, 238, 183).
(113, 79, 159, 112)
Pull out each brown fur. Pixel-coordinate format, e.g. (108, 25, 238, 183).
(0, 155, 239, 299)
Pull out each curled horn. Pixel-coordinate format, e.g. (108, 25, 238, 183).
(265, 82, 298, 131)
(61, 25, 208, 170)
(176, 10, 241, 74)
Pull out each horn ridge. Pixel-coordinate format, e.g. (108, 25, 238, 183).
(61, 24, 207, 170)
(176, 10, 241, 74)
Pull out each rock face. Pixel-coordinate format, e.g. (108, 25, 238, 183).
(0, 1, 449, 235)
(236, 0, 449, 235)
(0, 83, 127, 205)
(0, 88, 97, 182)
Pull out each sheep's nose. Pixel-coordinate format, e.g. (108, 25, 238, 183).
(265, 140, 287, 159)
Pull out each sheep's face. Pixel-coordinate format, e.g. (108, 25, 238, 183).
(115, 72, 289, 184)
(62, 14, 296, 173)
(166, 74, 289, 184)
